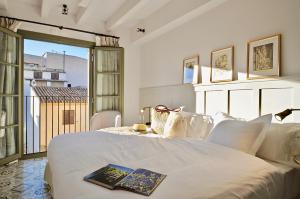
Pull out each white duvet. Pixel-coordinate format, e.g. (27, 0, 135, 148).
(47, 131, 284, 199)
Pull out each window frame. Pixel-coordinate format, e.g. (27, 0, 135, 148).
(62, 110, 75, 125)
(34, 71, 42, 79)
(93, 47, 124, 119)
(51, 72, 59, 80)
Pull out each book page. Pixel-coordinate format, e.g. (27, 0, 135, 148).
(116, 168, 166, 196)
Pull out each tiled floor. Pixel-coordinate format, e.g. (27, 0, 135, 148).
(0, 158, 52, 199)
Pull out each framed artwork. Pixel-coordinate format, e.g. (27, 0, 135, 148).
(183, 55, 199, 84)
(247, 34, 281, 79)
(210, 46, 234, 83)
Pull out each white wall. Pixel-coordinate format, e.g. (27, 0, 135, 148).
(51, 54, 88, 88)
(140, 0, 300, 106)
(24, 54, 42, 65)
(64, 58, 88, 88)
(114, 28, 141, 125)
(43, 53, 64, 70)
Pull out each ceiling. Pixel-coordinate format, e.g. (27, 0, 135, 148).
(0, 0, 172, 32)
(0, 0, 227, 43)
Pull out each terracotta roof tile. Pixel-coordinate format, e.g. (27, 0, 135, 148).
(33, 87, 88, 103)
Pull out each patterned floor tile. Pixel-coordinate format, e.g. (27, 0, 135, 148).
(0, 158, 52, 199)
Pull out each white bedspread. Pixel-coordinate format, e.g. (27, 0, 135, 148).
(47, 131, 284, 199)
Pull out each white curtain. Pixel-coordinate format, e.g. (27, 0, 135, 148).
(95, 50, 120, 112)
(0, 17, 20, 159)
(95, 36, 119, 47)
(0, 17, 21, 32)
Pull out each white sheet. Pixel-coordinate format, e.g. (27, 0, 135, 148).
(266, 161, 300, 199)
(47, 132, 285, 199)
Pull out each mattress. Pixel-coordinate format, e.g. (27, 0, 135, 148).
(266, 161, 300, 199)
(45, 159, 300, 199)
(46, 131, 286, 199)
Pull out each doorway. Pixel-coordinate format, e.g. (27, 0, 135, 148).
(20, 31, 93, 157)
(0, 29, 124, 162)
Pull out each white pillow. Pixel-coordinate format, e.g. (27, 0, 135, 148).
(163, 112, 187, 138)
(181, 112, 213, 139)
(207, 114, 272, 155)
(213, 112, 245, 127)
(163, 111, 213, 139)
(256, 123, 300, 168)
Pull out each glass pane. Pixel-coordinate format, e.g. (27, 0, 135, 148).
(0, 64, 18, 95)
(0, 32, 18, 64)
(96, 97, 120, 112)
(96, 50, 120, 72)
(0, 96, 18, 126)
(96, 74, 119, 96)
(0, 126, 18, 159)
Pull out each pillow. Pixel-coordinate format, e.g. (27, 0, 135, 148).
(207, 114, 272, 155)
(180, 112, 214, 139)
(163, 111, 213, 139)
(0, 111, 6, 138)
(256, 123, 300, 168)
(163, 112, 187, 138)
(213, 112, 245, 127)
(150, 108, 170, 134)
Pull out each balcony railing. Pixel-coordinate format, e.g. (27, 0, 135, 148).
(24, 96, 89, 155)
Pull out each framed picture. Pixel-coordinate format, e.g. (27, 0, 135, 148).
(210, 46, 234, 83)
(183, 55, 200, 84)
(247, 34, 281, 79)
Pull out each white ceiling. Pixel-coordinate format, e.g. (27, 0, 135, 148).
(0, 0, 227, 43)
(0, 0, 171, 31)
(76, 0, 127, 22)
(12, 0, 127, 21)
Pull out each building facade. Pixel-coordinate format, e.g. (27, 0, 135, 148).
(23, 52, 88, 153)
(33, 87, 89, 150)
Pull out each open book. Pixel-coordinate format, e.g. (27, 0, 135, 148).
(84, 164, 166, 196)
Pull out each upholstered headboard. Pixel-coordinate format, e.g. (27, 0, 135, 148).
(194, 76, 300, 123)
(140, 84, 195, 112)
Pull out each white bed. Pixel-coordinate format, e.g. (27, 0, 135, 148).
(45, 131, 300, 199)
(266, 161, 300, 199)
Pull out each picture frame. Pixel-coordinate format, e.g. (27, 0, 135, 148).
(183, 55, 200, 84)
(210, 46, 234, 83)
(247, 34, 281, 79)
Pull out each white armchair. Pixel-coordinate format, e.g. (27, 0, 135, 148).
(90, 111, 121, 131)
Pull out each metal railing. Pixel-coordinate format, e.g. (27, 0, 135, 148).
(23, 96, 89, 155)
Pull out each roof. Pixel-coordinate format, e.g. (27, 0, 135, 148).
(33, 87, 88, 103)
(24, 78, 67, 82)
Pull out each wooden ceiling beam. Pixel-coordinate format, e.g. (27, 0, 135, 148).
(106, 0, 150, 31)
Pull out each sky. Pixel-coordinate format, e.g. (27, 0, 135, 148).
(24, 39, 89, 59)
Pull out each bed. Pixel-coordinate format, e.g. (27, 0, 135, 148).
(266, 161, 300, 199)
(45, 130, 300, 199)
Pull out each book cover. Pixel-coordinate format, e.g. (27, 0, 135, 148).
(83, 164, 134, 189)
(84, 165, 166, 196)
(116, 168, 166, 196)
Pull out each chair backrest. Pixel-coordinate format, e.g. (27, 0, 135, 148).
(90, 111, 121, 131)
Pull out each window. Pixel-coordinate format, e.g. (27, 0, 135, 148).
(94, 48, 123, 112)
(63, 110, 75, 125)
(34, 71, 42, 79)
(51, 72, 59, 80)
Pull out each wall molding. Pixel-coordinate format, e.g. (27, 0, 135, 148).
(194, 75, 300, 122)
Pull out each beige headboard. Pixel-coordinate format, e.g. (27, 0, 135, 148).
(140, 84, 195, 112)
(194, 76, 300, 123)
